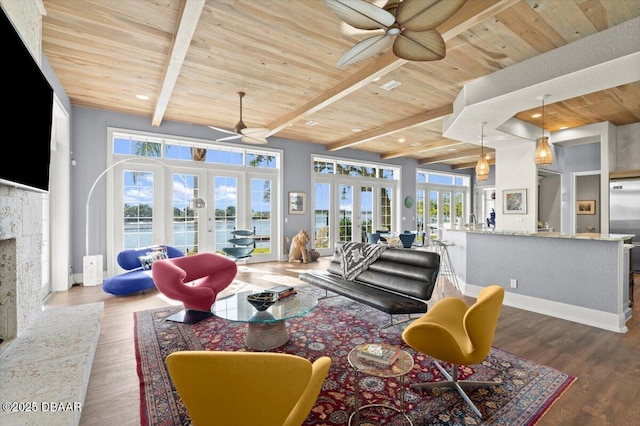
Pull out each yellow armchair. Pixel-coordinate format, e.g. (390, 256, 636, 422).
(166, 351, 332, 426)
(401, 285, 505, 418)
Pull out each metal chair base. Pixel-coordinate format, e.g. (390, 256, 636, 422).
(411, 361, 500, 418)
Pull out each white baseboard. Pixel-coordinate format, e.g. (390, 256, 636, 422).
(465, 283, 629, 333)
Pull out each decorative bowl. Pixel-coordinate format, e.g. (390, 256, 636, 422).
(246, 292, 277, 311)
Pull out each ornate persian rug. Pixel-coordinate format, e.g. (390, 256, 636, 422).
(135, 287, 576, 425)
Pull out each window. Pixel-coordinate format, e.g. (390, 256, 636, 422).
(108, 128, 282, 270)
(312, 156, 400, 252)
(416, 169, 470, 234)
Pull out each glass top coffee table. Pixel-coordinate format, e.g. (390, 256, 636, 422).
(211, 290, 318, 351)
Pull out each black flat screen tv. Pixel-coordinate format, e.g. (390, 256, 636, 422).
(0, 6, 54, 193)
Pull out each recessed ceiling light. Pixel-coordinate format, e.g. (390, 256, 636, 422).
(398, 138, 405, 143)
(531, 113, 542, 118)
(380, 80, 402, 90)
(352, 128, 362, 132)
(136, 94, 149, 100)
(305, 120, 318, 126)
(559, 126, 569, 130)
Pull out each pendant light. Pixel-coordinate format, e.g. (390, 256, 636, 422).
(475, 122, 489, 182)
(534, 95, 553, 166)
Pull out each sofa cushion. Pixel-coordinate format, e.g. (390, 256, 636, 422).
(300, 242, 440, 317)
(103, 245, 185, 296)
(103, 270, 154, 296)
(327, 245, 439, 300)
(117, 245, 183, 270)
(300, 270, 429, 315)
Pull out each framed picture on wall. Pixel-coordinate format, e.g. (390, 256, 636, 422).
(503, 189, 527, 214)
(577, 200, 596, 215)
(288, 192, 306, 215)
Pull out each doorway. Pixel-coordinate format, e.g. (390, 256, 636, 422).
(537, 170, 562, 232)
(573, 172, 601, 234)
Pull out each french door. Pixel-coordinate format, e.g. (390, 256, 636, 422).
(416, 186, 464, 240)
(313, 178, 396, 256)
(109, 163, 278, 274)
(210, 170, 277, 262)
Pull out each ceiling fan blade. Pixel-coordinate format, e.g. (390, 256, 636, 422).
(215, 134, 242, 142)
(241, 135, 268, 145)
(208, 125, 236, 135)
(396, 0, 467, 31)
(324, 0, 394, 30)
(241, 127, 270, 138)
(393, 30, 446, 61)
(337, 34, 392, 67)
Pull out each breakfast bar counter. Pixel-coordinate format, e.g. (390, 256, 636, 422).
(430, 226, 633, 333)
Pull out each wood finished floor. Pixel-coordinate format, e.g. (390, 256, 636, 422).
(45, 258, 640, 426)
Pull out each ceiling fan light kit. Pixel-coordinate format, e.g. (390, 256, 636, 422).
(209, 92, 269, 145)
(325, 0, 467, 67)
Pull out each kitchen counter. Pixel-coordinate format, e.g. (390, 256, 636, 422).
(431, 225, 634, 241)
(433, 226, 633, 333)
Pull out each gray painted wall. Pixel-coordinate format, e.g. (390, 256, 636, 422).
(466, 233, 620, 312)
(70, 106, 462, 272)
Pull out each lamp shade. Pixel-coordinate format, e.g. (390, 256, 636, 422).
(534, 136, 553, 165)
(475, 156, 489, 181)
(475, 121, 489, 181)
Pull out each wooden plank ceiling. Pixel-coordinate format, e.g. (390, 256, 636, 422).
(40, 0, 640, 168)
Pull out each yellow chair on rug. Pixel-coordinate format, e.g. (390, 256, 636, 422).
(166, 351, 332, 426)
(401, 285, 505, 418)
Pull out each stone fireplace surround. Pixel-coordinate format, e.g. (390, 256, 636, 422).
(0, 185, 104, 425)
(0, 185, 44, 347)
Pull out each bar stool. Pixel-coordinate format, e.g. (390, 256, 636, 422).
(431, 240, 461, 296)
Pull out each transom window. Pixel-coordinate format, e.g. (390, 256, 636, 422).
(113, 132, 278, 168)
(312, 155, 400, 253)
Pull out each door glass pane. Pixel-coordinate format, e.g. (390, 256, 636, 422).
(429, 190, 438, 239)
(454, 191, 464, 227)
(172, 173, 201, 255)
(314, 183, 330, 249)
(360, 186, 373, 242)
(251, 178, 272, 255)
(416, 189, 425, 243)
(214, 176, 237, 254)
(339, 184, 353, 242)
(123, 170, 154, 249)
(380, 187, 392, 232)
(442, 191, 452, 225)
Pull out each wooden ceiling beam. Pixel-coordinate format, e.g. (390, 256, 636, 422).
(381, 139, 465, 160)
(151, 0, 205, 127)
(265, 0, 517, 138)
(451, 158, 496, 170)
(418, 148, 495, 165)
(327, 104, 453, 152)
(266, 51, 407, 136)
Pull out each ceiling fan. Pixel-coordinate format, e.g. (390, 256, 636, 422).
(208, 92, 269, 145)
(324, 0, 467, 67)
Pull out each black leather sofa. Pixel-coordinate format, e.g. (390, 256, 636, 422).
(299, 242, 440, 332)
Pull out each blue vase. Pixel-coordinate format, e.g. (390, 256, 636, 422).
(368, 232, 380, 244)
(399, 232, 415, 248)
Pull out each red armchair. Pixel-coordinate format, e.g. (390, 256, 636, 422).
(152, 252, 237, 324)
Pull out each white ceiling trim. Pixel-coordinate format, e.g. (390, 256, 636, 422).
(442, 15, 640, 149)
